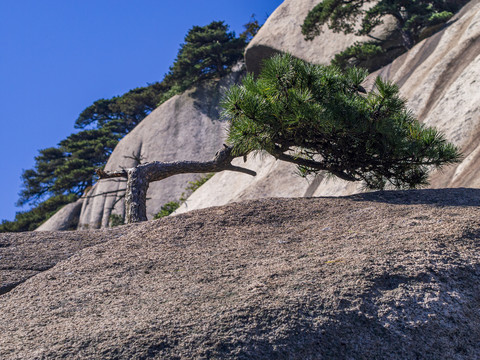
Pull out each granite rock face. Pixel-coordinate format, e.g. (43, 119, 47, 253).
(35, 198, 83, 231)
(0, 225, 129, 296)
(373, 0, 480, 189)
(76, 69, 243, 229)
(244, 0, 399, 75)
(178, 0, 480, 214)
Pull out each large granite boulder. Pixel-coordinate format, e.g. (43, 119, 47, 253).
(178, 0, 480, 214)
(372, 0, 480, 188)
(77, 68, 243, 229)
(35, 198, 84, 231)
(244, 0, 399, 75)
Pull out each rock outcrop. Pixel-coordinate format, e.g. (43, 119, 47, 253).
(373, 0, 480, 188)
(41, 0, 480, 227)
(244, 0, 399, 75)
(35, 198, 84, 231)
(175, 152, 359, 215)
(178, 0, 480, 214)
(0, 225, 130, 296)
(77, 68, 243, 229)
(2, 189, 480, 358)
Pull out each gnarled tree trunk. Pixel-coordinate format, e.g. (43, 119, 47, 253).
(97, 146, 255, 223)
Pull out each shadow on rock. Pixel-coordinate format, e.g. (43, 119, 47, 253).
(349, 188, 480, 206)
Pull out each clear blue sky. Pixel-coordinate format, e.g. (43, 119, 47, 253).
(0, 0, 283, 222)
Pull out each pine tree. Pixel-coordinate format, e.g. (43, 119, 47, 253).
(302, 0, 467, 70)
(7, 19, 252, 231)
(75, 82, 166, 131)
(17, 122, 123, 208)
(222, 54, 460, 190)
(240, 15, 261, 43)
(165, 21, 245, 90)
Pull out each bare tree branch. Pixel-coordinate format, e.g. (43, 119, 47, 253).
(96, 169, 128, 179)
(96, 145, 256, 223)
(269, 147, 357, 182)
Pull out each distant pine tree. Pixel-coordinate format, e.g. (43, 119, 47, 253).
(240, 14, 261, 43)
(165, 21, 246, 89)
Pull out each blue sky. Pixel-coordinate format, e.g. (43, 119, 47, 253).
(0, 0, 283, 222)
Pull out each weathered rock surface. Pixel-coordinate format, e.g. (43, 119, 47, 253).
(2, 189, 480, 359)
(373, 0, 480, 189)
(179, 0, 480, 214)
(77, 69, 243, 229)
(0, 226, 131, 296)
(35, 198, 84, 231)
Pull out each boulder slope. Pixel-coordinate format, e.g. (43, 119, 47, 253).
(1, 189, 480, 359)
(0, 225, 130, 296)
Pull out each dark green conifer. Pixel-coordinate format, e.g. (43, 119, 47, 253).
(222, 54, 460, 189)
(302, 0, 467, 70)
(166, 21, 245, 89)
(75, 83, 166, 131)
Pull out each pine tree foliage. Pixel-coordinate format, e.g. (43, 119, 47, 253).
(75, 83, 166, 131)
(240, 15, 261, 43)
(302, 0, 467, 70)
(17, 122, 123, 207)
(76, 21, 248, 131)
(18, 147, 66, 206)
(331, 41, 385, 69)
(165, 21, 245, 90)
(302, 0, 464, 45)
(222, 54, 460, 190)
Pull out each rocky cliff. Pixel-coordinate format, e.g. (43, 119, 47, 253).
(177, 0, 480, 214)
(38, 0, 480, 228)
(75, 68, 243, 229)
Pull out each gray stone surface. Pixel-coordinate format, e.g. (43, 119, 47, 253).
(77, 68, 244, 229)
(35, 198, 84, 231)
(372, 0, 480, 189)
(2, 190, 480, 358)
(1, 225, 130, 296)
(244, 0, 398, 75)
